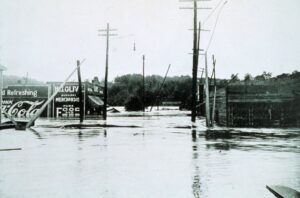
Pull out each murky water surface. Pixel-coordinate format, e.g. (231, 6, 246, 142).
(0, 110, 299, 198)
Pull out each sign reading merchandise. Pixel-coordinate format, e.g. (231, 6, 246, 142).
(52, 83, 84, 118)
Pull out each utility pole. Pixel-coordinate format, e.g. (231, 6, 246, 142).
(180, 0, 211, 123)
(98, 23, 117, 120)
(204, 52, 211, 127)
(211, 55, 216, 127)
(142, 55, 145, 112)
(77, 60, 84, 124)
(191, 0, 198, 122)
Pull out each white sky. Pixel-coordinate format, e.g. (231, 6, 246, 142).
(0, 0, 299, 81)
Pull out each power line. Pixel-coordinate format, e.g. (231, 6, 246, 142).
(202, 0, 225, 25)
(205, 1, 228, 52)
(198, 0, 228, 64)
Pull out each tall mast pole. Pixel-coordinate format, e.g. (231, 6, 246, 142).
(103, 23, 109, 120)
(98, 23, 117, 120)
(191, 0, 198, 122)
(142, 55, 145, 112)
(211, 55, 216, 127)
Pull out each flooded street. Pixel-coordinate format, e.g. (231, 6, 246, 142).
(0, 110, 299, 198)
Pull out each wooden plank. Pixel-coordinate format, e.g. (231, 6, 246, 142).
(0, 148, 22, 151)
(266, 185, 300, 198)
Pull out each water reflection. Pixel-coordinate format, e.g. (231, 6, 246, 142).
(0, 114, 299, 198)
(206, 141, 235, 151)
(191, 129, 202, 198)
(104, 129, 107, 137)
(76, 129, 107, 142)
(28, 128, 43, 139)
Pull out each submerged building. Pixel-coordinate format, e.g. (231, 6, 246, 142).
(2, 78, 104, 119)
(205, 79, 300, 128)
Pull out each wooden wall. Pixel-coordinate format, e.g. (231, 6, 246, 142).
(208, 79, 300, 128)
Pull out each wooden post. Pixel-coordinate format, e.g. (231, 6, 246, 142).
(0, 70, 3, 124)
(211, 55, 217, 127)
(191, 0, 198, 122)
(77, 60, 84, 124)
(103, 23, 110, 120)
(204, 53, 211, 127)
(142, 55, 145, 112)
(0, 65, 7, 124)
(198, 68, 204, 116)
(226, 86, 229, 127)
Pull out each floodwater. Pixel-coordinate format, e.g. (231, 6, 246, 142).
(0, 108, 299, 198)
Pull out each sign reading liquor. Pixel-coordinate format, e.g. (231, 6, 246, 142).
(2, 85, 49, 118)
(52, 83, 84, 118)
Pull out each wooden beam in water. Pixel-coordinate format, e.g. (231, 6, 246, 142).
(266, 185, 300, 198)
(0, 148, 22, 152)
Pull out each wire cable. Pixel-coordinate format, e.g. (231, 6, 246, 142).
(202, 0, 225, 25)
(205, 1, 227, 52)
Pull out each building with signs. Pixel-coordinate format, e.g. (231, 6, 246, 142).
(2, 78, 104, 119)
(48, 80, 103, 118)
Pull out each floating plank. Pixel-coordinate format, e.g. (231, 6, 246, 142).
(0, 148, 22, 152)
(62, 124, 141, 129)
(266, 185, 300, 198)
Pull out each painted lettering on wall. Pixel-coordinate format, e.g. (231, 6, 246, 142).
(2, 86, 49, 118)
(3, 100, 44, 118)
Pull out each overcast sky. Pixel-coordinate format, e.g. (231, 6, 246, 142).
(0, 0, 299, 82)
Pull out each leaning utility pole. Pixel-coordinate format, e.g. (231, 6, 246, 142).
(149, 64, 171, 112)
(26, 60, 86, 128)
(142, 55, 145, 112)
(98, 23, 117, 120)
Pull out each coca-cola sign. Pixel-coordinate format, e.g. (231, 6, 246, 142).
(3, 100, 44, 118)
(3, 85, 49, 118)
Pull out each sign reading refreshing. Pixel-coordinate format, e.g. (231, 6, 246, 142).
(2, 85, 49, 118)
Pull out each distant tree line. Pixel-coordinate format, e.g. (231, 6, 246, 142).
(108, 74, 192, 110)
(3, 70, 299, 110)
(108, 71, 300, 110)
(229, 70, 300, 83)
(3, 75, 44, 87)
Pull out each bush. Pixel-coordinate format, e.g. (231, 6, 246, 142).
(124, 96, 143, 111)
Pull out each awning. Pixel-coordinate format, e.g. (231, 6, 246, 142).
(88, 95, 104, 108)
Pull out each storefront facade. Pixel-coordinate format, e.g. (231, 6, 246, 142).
(2, 80, 104, 119)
